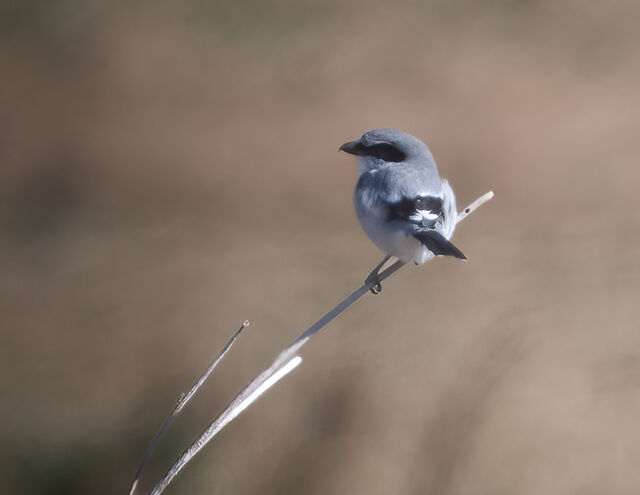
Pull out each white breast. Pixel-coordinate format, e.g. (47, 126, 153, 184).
(356, 209, 429, 264)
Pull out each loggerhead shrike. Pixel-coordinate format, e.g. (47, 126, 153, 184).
(340, 128, 466, 294)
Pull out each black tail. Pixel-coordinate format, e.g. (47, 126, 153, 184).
(413, 230, 467, 260)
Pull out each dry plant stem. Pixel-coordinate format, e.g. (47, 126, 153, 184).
(145, 191, 494, 495)
(295, 259, 404, 343)
(149, 356, 302, 495)
(456, 190, 494, 223)
(129, 320, 250, 495)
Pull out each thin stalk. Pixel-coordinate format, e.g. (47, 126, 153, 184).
(137, 190, 494, 495)
(129, 321, 250, 495)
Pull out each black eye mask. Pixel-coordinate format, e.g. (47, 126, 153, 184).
(363, 143, 406, 162)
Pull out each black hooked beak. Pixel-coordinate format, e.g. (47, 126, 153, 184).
(339, 140, 366, 156)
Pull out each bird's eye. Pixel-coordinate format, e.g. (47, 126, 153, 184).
(364, 143, 406, 162)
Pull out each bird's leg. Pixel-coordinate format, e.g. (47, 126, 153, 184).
(364, 255, 391, 295)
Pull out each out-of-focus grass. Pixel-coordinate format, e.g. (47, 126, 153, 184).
(1, 1, 640, 494)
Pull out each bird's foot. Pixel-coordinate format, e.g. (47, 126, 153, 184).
(364, 254, 391, 295)
(365, 271, 383, 295)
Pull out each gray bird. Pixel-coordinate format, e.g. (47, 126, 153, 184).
(340, 128, 465, 294)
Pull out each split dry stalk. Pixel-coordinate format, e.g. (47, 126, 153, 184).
(130, 190, 494, 495)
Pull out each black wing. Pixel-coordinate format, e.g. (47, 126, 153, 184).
(387, 195, 443, 228)
(413, 230, 466, 260)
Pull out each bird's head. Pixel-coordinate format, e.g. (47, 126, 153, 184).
(339, 129, 432, 172)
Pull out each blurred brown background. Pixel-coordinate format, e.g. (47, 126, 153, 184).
(1, 1, 639, 494)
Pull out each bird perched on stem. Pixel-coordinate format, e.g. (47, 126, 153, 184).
(340, 128, 466, 294)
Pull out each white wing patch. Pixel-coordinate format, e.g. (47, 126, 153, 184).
(409, 209, 439, 223)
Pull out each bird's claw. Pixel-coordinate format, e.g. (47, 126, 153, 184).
(365, 274, 383, 295)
